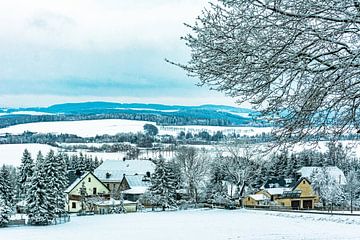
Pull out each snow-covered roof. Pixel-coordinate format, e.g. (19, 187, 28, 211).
(263, 188, 291, 196)
(123, 186, 148, 195)
(249, 194, 269, 201)
(125, 175, 151, 188)
(94, 160, 155, 182)
(297, 166, 347, 185)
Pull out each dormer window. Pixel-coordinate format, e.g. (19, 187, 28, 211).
(106, 172, 111, 179)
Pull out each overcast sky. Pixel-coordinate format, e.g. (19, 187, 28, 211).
(0, 0, 239, 108)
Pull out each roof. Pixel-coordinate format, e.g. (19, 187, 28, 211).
(263, 187, 291, 196)
(123, 186, 149, 195)
(248, 194, 269, 201)
(281, 190, 302, 199)
(297, 166, 347, 185)
(125, 175, 151, 188)
(261, 177, 294, 189)
(94, 160, 155, 182)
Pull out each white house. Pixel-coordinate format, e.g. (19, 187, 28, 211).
(64, 171, 110, 213)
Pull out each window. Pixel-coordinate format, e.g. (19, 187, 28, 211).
(93, 187, 97, 194)
(107, 183, 110, 188)
(303, 181, 306, 184)
(88, 177, 91, 182)
(72, 202, 76, 209)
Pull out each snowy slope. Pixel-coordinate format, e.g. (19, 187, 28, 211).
(0, 144, 59, 166)
(2, 209, 360, 240)
(0, 119, 272, 137)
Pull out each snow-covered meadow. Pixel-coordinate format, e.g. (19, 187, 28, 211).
(0, 144, 59, 166)
(0, 119, 272, 137)
(2, 209, 360, 240)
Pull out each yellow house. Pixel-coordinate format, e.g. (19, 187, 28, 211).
(65, 171, 110, 213)
(243, 193, 269, 207)
(276, 177, 318, 209)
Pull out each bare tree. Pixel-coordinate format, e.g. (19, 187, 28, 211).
(217, 143, 257, 199)
(175, 147, 208, 202)
(170, 0, 360, 144)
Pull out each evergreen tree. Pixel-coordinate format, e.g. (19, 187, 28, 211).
(0, 197, 12, 227)
(42, 150, 68, 217)
(27, 157, 53, 225)
(149, 158, 177, 211)
(18, 149, 34, 200)
(0, 165, 14, 207)
(53, 153, 68, 215)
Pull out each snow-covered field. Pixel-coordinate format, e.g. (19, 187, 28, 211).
(0, 119, 272, 137)
(2, 209, 360, 240)
(0, 143, 174, 166)
(0, 119, 155, 137)
(159, 125, 272, 136)
(0, 144, 59, 166)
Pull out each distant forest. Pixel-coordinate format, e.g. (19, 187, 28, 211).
(0, 112, 258, 130)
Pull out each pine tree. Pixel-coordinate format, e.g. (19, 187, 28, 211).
(42, 150, 68, 217)
(149, 158, 177, 211)
(0, 165, 14, 207)
(0, 197, 12, 227)
(27, 158, 52, 225)
(18, 149, 34, 200)
(53, 153, 68, 215)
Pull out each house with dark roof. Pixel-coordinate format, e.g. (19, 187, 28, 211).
(257, 177, 294, 201)
(275, 177, 319, 209)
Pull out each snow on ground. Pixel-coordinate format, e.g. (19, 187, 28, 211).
(159, 125, 272, 136)
(0, 111, 53, 116)
(0, 119, 272, 137)
(2, 209, 360, 240)
(0, 119, 155, 137)
(0, 144, 59, 166)
(0, 143, 174, 166)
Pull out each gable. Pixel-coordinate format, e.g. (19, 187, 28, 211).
(67, 172, 110, 196)
(293, 178, 315, 198)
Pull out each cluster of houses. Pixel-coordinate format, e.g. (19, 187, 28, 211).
(63, 157, 347, 213)
(243, 166, 347, 209)
(64, 159, 155, 214)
